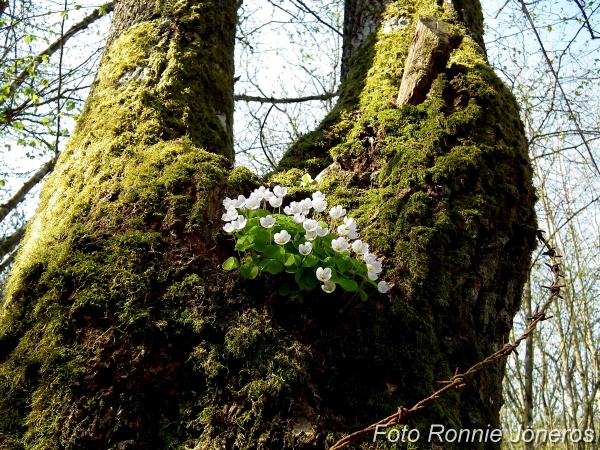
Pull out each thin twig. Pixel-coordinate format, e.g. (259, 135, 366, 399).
(289, 0, 342, 37)
(0, 156, 57, 224)
(234, 91, 338, 104)
(54, 0, 67, 154)
(259, 104, 277, 170)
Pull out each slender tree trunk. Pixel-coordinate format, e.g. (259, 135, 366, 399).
(523, 278, 534, 450)
(0, 0, 536, 449)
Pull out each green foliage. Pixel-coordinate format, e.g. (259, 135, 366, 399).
(220, 183, 388, 299)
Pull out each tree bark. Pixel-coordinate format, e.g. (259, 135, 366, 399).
(0, 0, 238, 448)
(396, 16, 462, 106)
(0, 0, 536, 449)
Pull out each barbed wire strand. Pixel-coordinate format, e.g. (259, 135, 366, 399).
(329, 231, 562, 450)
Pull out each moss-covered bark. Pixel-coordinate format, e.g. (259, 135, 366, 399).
(275, 0, 537, 447)
(0, 0, 536, 449)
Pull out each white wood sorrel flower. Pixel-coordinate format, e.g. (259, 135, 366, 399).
(352, 240, 369, 255)
(329, 205, 346, 220)
(263, 189, 275, 202)
(273, 185, 287, 198)
(312, 198, 327, 212)
(244, 196, 261, 210)
(303, 219, 318, 232)
(222, 207, 238, 222)
(260, 215, 276, 228)
(284, 201, 303, 216)
(274, 230, 291, 245)
(233, 216, 247, 231)
(343, 217, 358, 239)
(316, 225, 328, 237)
(304, 230, 317, 241)
(298, 243, 312, 256)
(293, 213, 305, 224)
(232, 195, 246, 209)
(222, 197, 234, 209)
(331, 237, 349, 253)
(377, 281, 389, 293)
(312, 191, 326, 201)
(269, 196, 282, 208)
(316, 267, 332, 282)
(321, 280, 336, 293)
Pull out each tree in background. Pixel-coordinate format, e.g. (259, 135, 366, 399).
(0, 0, 537, 449)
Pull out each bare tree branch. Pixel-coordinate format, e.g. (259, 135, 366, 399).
(289, 0, 342, 37)
(0, 225, 25, 260)
(259, 104, 277, 170)
(0, 246, 18, 273)
(572, 0, 599, 40)
(0, 156, 57, 224)
(233, 91, 338, 104)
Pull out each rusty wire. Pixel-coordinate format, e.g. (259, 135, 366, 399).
(329, 231, 563, 450)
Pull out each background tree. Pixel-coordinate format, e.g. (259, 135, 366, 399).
(0, 1, 544, 449)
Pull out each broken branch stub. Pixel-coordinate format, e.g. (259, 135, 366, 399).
(396, 16, 462, 106)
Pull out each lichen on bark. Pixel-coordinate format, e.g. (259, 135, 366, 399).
(0, 0, 536, 449)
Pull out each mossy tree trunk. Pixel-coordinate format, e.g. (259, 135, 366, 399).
(0, 1, 535, 450)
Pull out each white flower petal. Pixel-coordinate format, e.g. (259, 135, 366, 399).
(316, 267, 332, 282)
(312, 198, 328, 212)
(329, 205, 347, 220)
(273, 185, 288, 198)
(305, 230, 317, 241)
(331, 237, 349, 253)
(321, 280, 336, 293)
(244, 196, 261, 210)
(316, 226, 329, 237)
(234, 216, 247, 230)
(312, 191, 326, 201)
(222, 207, 239, 222)
(260, 215, 276, 228)
(269, 196, 283, 208)
(301, 198, 313, 213)
(377, 281, 389, 293)
(337, 224, 349, 236)
(299, 242, 313, 256)
(293, 213, 305, 224)
(232, 195, 246, 208)
(274, 230, 291, 245)
(303, 219, 318, 232)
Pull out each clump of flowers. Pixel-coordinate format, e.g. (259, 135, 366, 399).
(220, 180, 390, 299)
